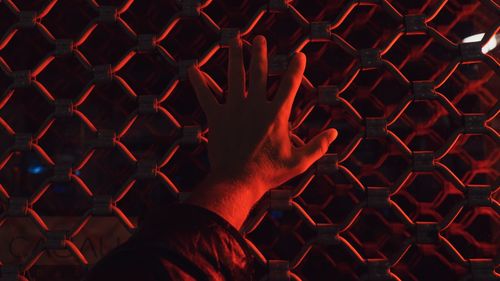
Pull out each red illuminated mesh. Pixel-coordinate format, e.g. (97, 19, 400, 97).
(0, 0, 498, 280)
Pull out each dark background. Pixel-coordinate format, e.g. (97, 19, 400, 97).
(0, 0, 498, 280)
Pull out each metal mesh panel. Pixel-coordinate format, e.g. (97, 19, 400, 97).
(0, 0, 498, 280)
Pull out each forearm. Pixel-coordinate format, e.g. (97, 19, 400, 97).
(184, 172, 267, 230)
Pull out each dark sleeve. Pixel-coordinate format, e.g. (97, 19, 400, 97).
(83, 203, 257, 281)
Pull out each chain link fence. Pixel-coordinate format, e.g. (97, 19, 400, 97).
(0, 0, 498, 280)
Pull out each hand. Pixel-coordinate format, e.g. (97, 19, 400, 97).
(188, 35, 337, 193)
(185, 35, 337, 229)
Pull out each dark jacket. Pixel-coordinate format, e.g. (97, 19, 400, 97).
(83, 203, 256, 281)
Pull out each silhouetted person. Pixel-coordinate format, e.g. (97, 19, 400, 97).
(84, 35, 337, 281)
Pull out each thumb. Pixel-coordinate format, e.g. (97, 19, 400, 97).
(293, 128, 338, 172)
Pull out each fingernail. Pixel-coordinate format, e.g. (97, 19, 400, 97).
(328, 129, 338, 143)
(254, 35, 265, 45)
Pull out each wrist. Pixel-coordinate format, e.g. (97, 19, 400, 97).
(184, 171, 268, 230)
(208, 166, 269, 193)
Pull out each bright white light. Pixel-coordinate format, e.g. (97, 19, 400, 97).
(462, 33, 498, 54)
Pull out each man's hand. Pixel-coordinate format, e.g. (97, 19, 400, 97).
(185, 35, 337, 230)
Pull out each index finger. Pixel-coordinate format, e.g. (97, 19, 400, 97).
(188, 65, 221, 118)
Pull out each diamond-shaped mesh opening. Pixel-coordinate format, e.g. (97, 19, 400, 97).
(0, 28, 53, 71)
(77, 80, 136, 131)
(37, 117, 94, 162)
(343, 69, 410, 118)
(246, 11, 307, 55)
(336, 4, 400, 50)
(121, 0, 179, 34)
(198, 44, 254, 98)
(161, 146, 209, 192)
(0, 151, 51, 197)
(442, 206, 498, 259)
(160, 17, 219, 60)
(385, 34, 456, 81)
(37, 55, 93, 100)
(116, 52, 177, 96)
(297, 172, 363, 225)
(120, 113, 180, 161)
(461, 134, 496, 162)
(392, 244, 468, 281)
(33, 181, 92, 229)
(390, 99, 461, 151)
(0, 87, 53, 134)
(345, 138, 410, 187)
(392, 172, 464, 222)
(247, 209, 313, 261)
(78, 147, 135, 195)
(33, 183, 90, 216)
(343, 207, 411, 260)
(78, 23, 135, 65)
(302, 41, 357, 86)
(441, 134, 497, 185)
(41, 0, 97, 39)
(162, 81, 209, 127)
(439, 63, 498, 114)
(406, 174, 443, 202)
